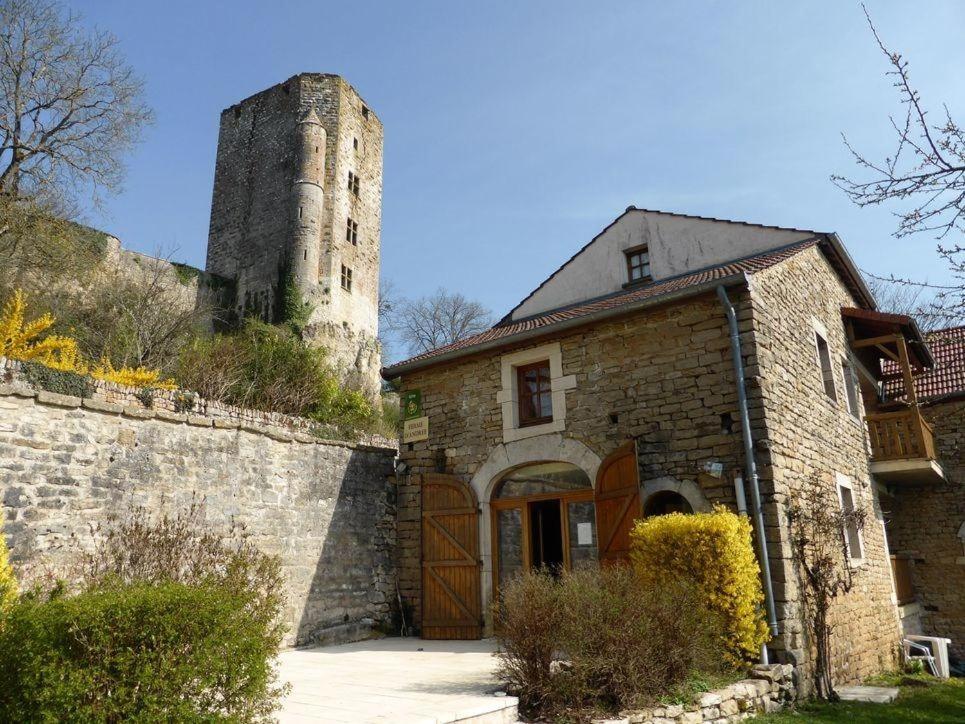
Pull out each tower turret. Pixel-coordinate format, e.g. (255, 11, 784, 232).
(290, 107, 326, 293)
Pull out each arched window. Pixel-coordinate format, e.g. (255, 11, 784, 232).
(493, 462, 591, 500)
(643, 490, 693, 517)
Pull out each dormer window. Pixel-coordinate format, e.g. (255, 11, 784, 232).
(625, 245, 651, 284)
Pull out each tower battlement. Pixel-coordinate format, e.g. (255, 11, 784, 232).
(205, 74, 383, 391)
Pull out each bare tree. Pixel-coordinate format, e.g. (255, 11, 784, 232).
(387, 288, 493, 356)
(833, 5, 964, 325)
(786, 484, 867, 701)
(0, 0, 152, 242)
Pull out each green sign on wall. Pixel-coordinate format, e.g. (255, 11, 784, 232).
(401, 390, 423, 421)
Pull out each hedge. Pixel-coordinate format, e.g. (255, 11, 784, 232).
(0, 582, 284, 721)
(630, 506, 769, 666)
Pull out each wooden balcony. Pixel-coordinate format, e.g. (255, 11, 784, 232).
(866, 407, 945, 483)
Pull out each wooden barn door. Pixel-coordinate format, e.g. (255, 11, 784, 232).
(595, 441, 641, 564)
(421, 474, 482, 640)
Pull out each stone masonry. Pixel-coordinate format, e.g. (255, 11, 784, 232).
(0, 378, 397, 648)
(394, 245, 901, 691)
(746, 246, 901, 686)
(206, 74, 384, 392)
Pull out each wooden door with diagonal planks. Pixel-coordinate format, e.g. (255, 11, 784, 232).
(421, 473, 482, 639)
(595, 440, 641, 563)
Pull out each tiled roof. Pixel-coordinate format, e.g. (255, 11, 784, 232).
(383, 238, 819, 377)
(884, 326, 965, 402)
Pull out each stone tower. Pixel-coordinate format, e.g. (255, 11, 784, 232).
(205, 74, 383, 392)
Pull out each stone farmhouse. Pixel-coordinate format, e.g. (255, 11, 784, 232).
(383, 207, 965, 685)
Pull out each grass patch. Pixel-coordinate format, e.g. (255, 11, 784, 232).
(754, 676, 964, 722)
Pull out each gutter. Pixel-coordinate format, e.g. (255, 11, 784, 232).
(383, 273, 748, 379)
(716, 283, 781, 663)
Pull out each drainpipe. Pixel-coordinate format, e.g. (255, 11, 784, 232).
(716, 285, 780, 663)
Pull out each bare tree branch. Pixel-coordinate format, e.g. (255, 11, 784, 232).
(834, 5, 965, 324)
(386, 288, 493, 356)
(0, 0, 152, 215)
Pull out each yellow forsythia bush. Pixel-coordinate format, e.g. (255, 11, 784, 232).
(0, 290, 173, 389)
(630, 505, 769, 667)
(91, 358, 176, 390)
(0, 512, 16, 617)
(0, 290, 81, 369)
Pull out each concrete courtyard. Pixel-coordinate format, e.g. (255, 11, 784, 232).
(276, 637, 519, 724)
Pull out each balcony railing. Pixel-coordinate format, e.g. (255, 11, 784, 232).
(890, 554, 916, 606)
(865, 407, 936, 462)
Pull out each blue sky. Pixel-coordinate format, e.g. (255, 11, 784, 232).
(73, 1, 965, 330)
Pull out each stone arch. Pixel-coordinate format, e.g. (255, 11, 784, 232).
(471, 433, 602, 628)
(640, 476, 711, 514)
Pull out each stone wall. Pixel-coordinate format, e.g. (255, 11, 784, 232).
(0, 381, 398, 648)
(614, 663, 796, 724)
(886, 397, 965, 659)
(747, 247, 901, 685)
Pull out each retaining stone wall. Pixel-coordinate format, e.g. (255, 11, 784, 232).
(599, 664, 795, 724)
(0, 375, 398, 648)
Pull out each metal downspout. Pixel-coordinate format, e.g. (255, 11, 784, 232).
(716, 285, 780, 661)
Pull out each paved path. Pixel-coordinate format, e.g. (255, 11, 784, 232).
(276, 637, 519, 723)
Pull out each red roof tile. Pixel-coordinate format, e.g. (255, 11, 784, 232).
(383, 239, 819, 377)
(884, 326, 965, 402)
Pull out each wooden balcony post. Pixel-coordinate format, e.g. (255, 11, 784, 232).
(895, 335, 918, 405)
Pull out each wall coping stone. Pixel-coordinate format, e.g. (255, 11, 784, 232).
(36, 390, 81, 408)
(0, 375, 397, 454)
(0, 356, 398, 453)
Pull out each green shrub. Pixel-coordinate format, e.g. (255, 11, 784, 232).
(175, 319, 375, 433)
(630, 506, 770, 666)
(495, 566, 724, 719)
(0, 582, 284, 721)
(80, 501, 285, 643)
(20, 359, 93, 398)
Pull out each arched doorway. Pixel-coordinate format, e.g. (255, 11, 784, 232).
(490, 462, 597, 593)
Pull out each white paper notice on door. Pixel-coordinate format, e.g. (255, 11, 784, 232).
(577, 522, 593, 546)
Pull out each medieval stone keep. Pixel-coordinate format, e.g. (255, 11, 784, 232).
(205, 73, 383, 391)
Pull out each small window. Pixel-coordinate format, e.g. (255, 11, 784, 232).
(361, 105, 370, 119)
(353, 137, 359, 150)
(842, 358, 860, 418)
(340, 264, 353, 292)
(345, 218, 358, 245)
(625, 245, 651, 283)
(837, 476, 864, 562)
(516, 360, 552, 426)
(815, 332, 837, 401)
(347, 171, 360, 196)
